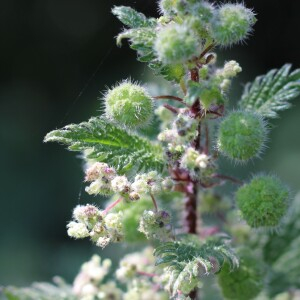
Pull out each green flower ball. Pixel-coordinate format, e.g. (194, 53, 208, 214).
(217, 111, 267, 162)
(154, 23, 201, 64)
(159, 0, 178, 15)
(211, 4, 256, 46)
(218, 249, 263, 300)
(236, 175, 289, 228)
(105, 82, 153, 128)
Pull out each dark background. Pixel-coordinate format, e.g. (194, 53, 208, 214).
(0, 0, 299, 285)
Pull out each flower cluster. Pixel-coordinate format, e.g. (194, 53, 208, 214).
(180, 147, 216, 182)
(67, 204, 124, 248)
(138, 210, 173, 241)
(85, 162, 116, 196)
(116, 248, 169, 300)
(158, 112, 198, 162)
(73, 255, 122, 300)
(85, 162, 165, 200)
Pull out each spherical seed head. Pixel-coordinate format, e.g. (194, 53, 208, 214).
(217, 111, 267, 162)
(159, 0, 178, 15)
(218, 249, 263, 300)
(236, 175, 289, 228)
(105, 82, 153, 128)
(154, 23, 201, 64)
(212, 4, 256, 46)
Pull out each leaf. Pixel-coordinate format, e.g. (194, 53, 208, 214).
(112, 6, 156, 28)
(44, 117, 165, 174)
(2, 278, 76, 300)
(116, 27, 157, 63)
(239, 64, 300, 118)
(154, 237, 238, 296)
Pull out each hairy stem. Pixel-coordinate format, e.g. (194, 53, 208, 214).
(103, 197, 122, 214)
(150, 193, 158, 212)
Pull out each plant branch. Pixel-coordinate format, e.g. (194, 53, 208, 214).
(153, 95, 184, 103)
(150, 193, 158, 212)
(163, 104, 179, 114)
(103, 197, 122, 214)
(212, 174, 243, 185)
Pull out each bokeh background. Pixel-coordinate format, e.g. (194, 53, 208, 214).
(0, 0, 299, 286)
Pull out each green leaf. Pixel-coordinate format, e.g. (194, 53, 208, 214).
(112, 6, 156, 28)
(44, 117, 165, 174)
(2, 278, 75, 300)
(239, 64, 300, 118)
(154, 237, 238, 295)
(116, 27, 157, 63)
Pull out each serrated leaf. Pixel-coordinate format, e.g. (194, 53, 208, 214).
(154, 238, 238, 296)
(2, 278, 75, 300)
(239, 64, 300, 118)
(44, 117, 165, 174)
(112, 6, 156, 28)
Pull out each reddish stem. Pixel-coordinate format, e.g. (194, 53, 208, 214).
(153, 95, 184, 103)
(212, 174, 243, 185)
(103, 197, 122, 214)
(137, 271, 156, 278)
(150, 193, 158, 212)
(199, 44, 215, 59)
(163, 104, 178, 114)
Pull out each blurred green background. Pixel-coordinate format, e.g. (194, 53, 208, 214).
(0, 0, 299, 286)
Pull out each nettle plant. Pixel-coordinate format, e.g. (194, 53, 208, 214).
(4, 1, 300, 300)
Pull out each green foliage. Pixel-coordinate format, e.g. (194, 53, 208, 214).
(113, 6, 157, 67)
(37, 1, 298, 299)
(218, 249, 264, 300)
(259, 193, 300, 296)
(44, 117, 165, 173)
(239, 64, 300, 118)
(217, 111, 267, 162)
(154, 237, 238, 296)
(2, 278, 75, 300)
(236, 175, 289, 228)
(112, 6, 156, 29)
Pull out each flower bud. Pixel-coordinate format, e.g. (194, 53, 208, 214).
(105, 81, 153, 128)
(211, 4, 256, 46)
(67, 222, 89, 239)
(85, 162, 112, 182)
(111, 175, 130, 193)
(158, 0, 178, 15)
(217, 111, 267, 162)
(155, 23, 201, 64)
(236, 175, 289, 228)
(218, 249, 263, 300)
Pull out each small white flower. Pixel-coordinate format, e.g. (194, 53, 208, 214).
(96, 236, 111, 248)
(196, 154, 210, 169)
(181, 147, 199, 170)
(67, 222, 89, 239)
(85, 162, 110, 181)
(111, 175, 130, 193)
(222, 60, 242, 78)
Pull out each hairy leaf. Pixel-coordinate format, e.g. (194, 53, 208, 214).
(239, 64, 300, 118)
(2, 278, 75, 300)
(112, 6, 156, 28)
(116, 28, 157, 63)
(44, 117, 165, 174)
(154, 237, 238, 295)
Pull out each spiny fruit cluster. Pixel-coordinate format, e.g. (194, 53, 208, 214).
(40, 0, 300, 299)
